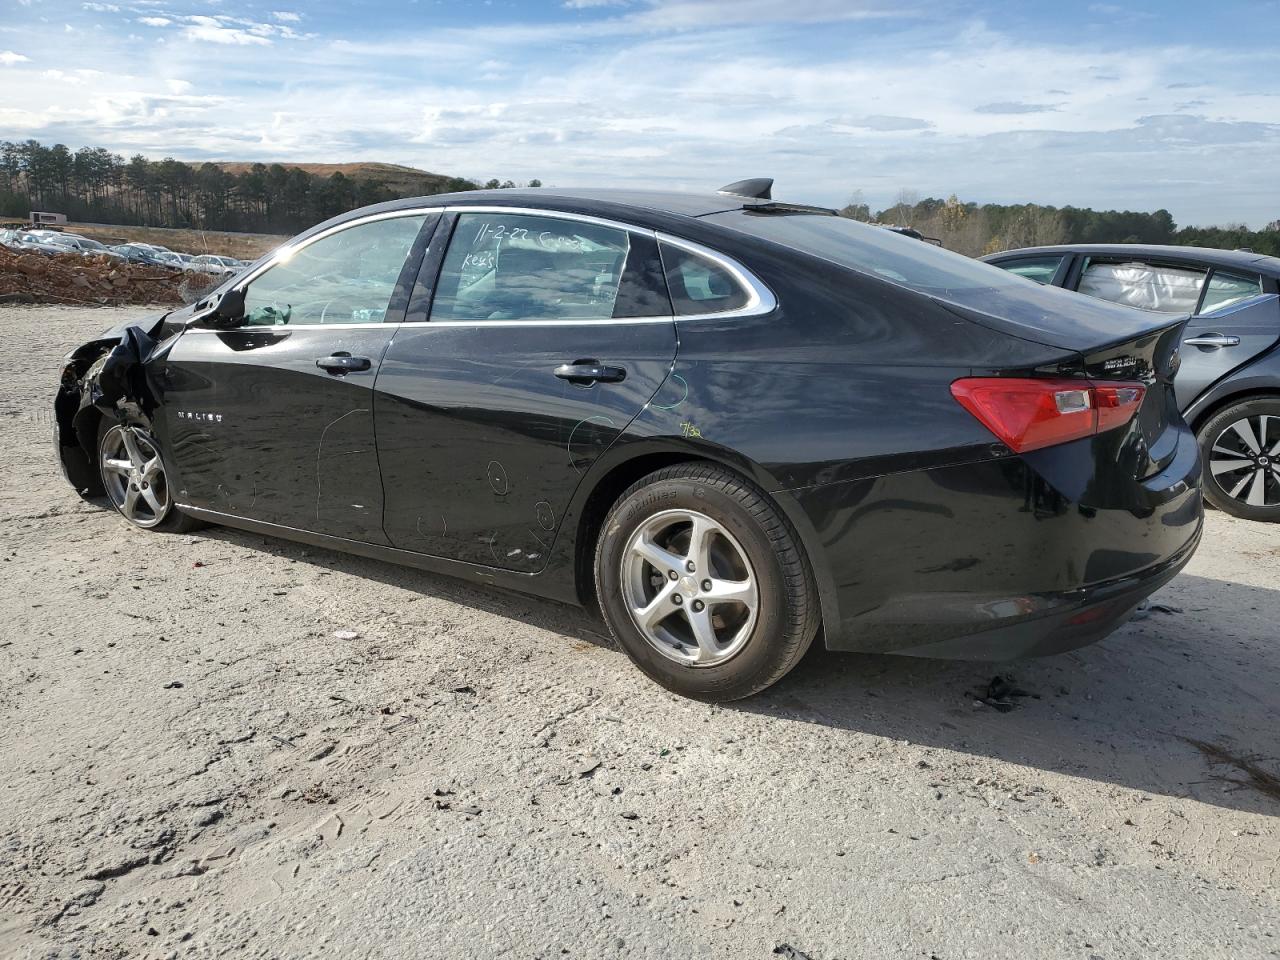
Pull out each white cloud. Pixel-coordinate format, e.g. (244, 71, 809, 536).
(0, 51, 31, 65)
(82, 2, 121, 11)
(183, 15, 273, 46)
(272, 11, 302, 22)
(138, 16, 171, 27)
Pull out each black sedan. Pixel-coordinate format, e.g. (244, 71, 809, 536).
(985, 244, 1280, 522)
(54, 181, 1202, 700)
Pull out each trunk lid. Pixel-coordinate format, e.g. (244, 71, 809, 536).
(934, 281, 1188, 353)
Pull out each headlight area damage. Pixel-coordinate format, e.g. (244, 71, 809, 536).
(54, 315, 170, 495)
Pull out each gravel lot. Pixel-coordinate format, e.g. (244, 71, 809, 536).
(2, 306, 1278, 960)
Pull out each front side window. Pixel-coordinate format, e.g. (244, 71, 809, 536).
(241, 214, 429, 326)
(1077, 259, 1207, 314)
(1199, 270, 1263, 314)
(996, 255, 1064, 285)
(659, 241, 751, 315)
(431, 213, 632, 322)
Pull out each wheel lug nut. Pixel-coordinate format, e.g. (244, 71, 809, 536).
(686, 560, 696, 573)
(692, 600, 704, 612)
(701, 580, 712, 592)
(672, 594, 683, 605)
(668, 570, 678, 580)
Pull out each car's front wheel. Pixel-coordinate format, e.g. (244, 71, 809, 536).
(1197, 396, 1280, 522)
(97, 420, 203, 533)
(594, 463, 819, 701)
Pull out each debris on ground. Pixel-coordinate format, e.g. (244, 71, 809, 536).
(774, 945, 816, 960)
(969, 674, 1035, 713)
(1131, 601, 1184, 621)
(1182, 737, 1280, 802)
(0, 246, 202, 307)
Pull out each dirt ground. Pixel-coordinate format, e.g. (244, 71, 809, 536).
(1, 306, 1277, 960)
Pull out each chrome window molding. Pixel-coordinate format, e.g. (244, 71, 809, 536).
(202, 204, 777, 331)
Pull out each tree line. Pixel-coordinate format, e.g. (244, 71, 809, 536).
(0, 139, 539, 235)
(3, 140, 1276, 255)
(841, 190, 1280, 258)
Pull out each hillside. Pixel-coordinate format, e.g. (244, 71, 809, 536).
(215, 161, 458, 196)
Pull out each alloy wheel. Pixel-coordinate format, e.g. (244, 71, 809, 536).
(100, 425, 171, 528)
(620, 508, 758, 666)
(1208, 414, 1280, 508)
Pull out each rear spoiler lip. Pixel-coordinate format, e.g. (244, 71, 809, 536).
(934, 295, 1190, 356)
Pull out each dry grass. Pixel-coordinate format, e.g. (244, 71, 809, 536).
(215, 161, 457, 196)
(1182, 737, 1280, 802)
(67, 223, 288, 260)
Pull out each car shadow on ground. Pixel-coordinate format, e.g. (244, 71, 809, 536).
(200, 523, 1280, 817)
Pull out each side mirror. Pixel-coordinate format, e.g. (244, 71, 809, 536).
(191, 287, 246, 329)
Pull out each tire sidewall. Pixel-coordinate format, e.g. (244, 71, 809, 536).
(1197, 397, 1280, 522)
(596, 473, 792, 700)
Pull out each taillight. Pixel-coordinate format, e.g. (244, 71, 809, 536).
(950, 377, 1146, 454)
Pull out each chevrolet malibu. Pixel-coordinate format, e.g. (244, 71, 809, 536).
(54, 180, 1203, 701)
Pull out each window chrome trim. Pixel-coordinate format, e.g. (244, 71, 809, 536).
(207, 204, 777, 330)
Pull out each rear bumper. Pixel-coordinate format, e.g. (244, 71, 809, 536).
(885, 522, 1199, 659)
(794, 423, 1204, 659)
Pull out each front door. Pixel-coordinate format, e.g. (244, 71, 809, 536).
(1175, 270, 1279, 408)
(158, 211, 438, 542)
(374, 209, 677, 571)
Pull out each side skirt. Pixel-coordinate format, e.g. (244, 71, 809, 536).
(177, 505, 581, 605)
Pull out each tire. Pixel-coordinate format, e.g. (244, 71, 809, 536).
(1196, 396, 1280, 522)
(594, 463, 820, 701)
(96, 418, 205, 533)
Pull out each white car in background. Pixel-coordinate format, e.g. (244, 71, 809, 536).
(153, 251, 194, 269)
(187, 253, 244, 277)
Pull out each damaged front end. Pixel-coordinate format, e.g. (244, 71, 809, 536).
(54, 314, 175, 495)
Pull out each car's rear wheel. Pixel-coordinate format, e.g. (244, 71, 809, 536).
(97, 420, 203, 533)
(594, 463, 819, 701)
(1197, 397, 1280, 522)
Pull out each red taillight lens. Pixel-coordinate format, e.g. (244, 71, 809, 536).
(950, 377, 1146, 454)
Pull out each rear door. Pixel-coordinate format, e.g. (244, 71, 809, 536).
(1175, 269, 1280, 408)
(373, 208, 676, 572)
(158, 211, 438, 542)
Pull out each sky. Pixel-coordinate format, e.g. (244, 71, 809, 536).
(1, 0, 1278, 227)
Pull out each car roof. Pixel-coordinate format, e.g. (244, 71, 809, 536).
(441, 187, 746, 218)
(985, 243, 1280, 276)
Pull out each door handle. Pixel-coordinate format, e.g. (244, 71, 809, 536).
(316, 353, 371, 373)
(1184, 335, 1240, 348)
(554, 361, 627, 385)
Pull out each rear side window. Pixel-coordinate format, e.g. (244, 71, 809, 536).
(659, 241, 751, 315)
(1077, 259, 1206, 314)
(431, 213, 633, 322)
(995, 255, 1064, 285)
(1199, 270, 1263, 314)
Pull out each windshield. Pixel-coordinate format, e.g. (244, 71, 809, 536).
(704, 210, 1035, 298)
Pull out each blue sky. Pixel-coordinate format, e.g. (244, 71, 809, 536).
(1, 0, 1278, 226)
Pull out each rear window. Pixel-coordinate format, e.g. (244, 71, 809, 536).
(659, 241, 750, 315)
(703, 210, 1033, 297)
(993, 255, 1064, 285)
